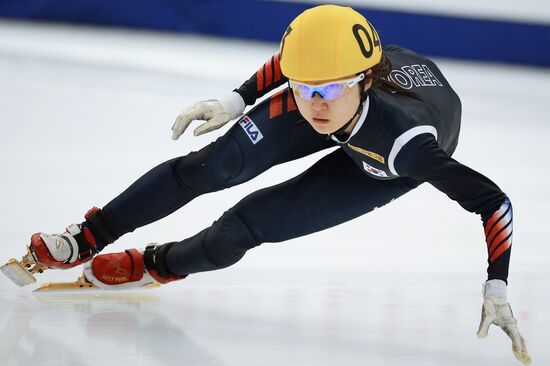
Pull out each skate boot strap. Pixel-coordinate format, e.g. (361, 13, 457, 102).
(125, 249, 145, 282)
(84, 207, 119, 249)
(143, 244, 186, 283)
(66, 224, 97, 261)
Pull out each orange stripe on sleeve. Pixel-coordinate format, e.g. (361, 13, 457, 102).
(287, 90, 297, 112)
(490, 241, 511, 263)
(256, 68, 264, 92)
(269, 91, 284, 119)
(265, 58, 273, 88)
(484, 213, 500, 237)
(484, 203, 510, 237)
(486, 220, 510, 250)
(488, 228, 512, 256)
(274, 53, 282, 82)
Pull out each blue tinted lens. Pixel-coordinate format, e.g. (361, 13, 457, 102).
(294, 84, 314, 100)
(291, 82, 347, 101)
(319, 83, 346, 100)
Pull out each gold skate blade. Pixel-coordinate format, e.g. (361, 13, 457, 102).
(34, 273, 98, 292)
(34, 282, 161, 292)
(33, 273, 161, 292)
(0, 259, 37, 287)
(34, 281, 98, 292)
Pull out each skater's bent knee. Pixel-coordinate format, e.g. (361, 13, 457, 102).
(203, 210, 259, 267)
(166, 210, 259, 275)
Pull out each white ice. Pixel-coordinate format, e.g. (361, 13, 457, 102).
(0, 20, 549, 366)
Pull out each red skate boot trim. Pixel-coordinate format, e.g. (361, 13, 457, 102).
(90, 251, 145, 286)
(83, 207, 119, 247)
(82, 227, 97, 248)
(77, 226, 98, 262)
(148, 269, 185, 284)
(125, 249, 144, 282)
(84, 207, 100, 220)
(30, 233, 82, 269)
(142, 244, 186, 284)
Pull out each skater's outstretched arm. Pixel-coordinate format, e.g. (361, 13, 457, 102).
(394, 134, 531, 365)
(394, 135, 508, 281)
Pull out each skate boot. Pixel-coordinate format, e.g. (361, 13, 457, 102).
(1, 207, 118, 287)
(35, 244, 185, 291)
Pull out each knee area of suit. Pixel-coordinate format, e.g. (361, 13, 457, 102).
(203, 210, 258, 267)
(172, 135, 243, 192)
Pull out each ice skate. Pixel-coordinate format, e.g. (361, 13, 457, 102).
(34, 244, 185, 292)
(1, 207, 118, 287)
(1, 223, 97, 287)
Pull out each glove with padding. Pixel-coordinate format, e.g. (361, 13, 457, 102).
(171, 91, 245, 139)
(477, 279, 531, 365)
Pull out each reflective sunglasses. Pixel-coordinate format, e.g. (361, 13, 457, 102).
(289, 73, 365, 101)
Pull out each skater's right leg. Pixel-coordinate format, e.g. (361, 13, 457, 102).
(28, 89, 334, 270)
(79, 149, 421, 290)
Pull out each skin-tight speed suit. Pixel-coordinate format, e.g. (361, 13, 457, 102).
(93, 45, 511, 283)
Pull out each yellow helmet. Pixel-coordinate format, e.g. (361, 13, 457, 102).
(279, 5, 382, 82)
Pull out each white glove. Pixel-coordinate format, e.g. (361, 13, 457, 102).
(477, 279, 531, 365)
(171, 92, 246, 139)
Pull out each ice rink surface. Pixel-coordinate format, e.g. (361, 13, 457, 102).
(0, 21, 549, 365)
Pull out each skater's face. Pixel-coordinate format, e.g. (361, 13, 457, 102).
(292, 72, 372, 135)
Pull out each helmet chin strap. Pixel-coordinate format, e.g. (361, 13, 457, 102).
(331, 90, 369, 138)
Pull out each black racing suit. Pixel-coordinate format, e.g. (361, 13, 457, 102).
(97, 45, 512, 283)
